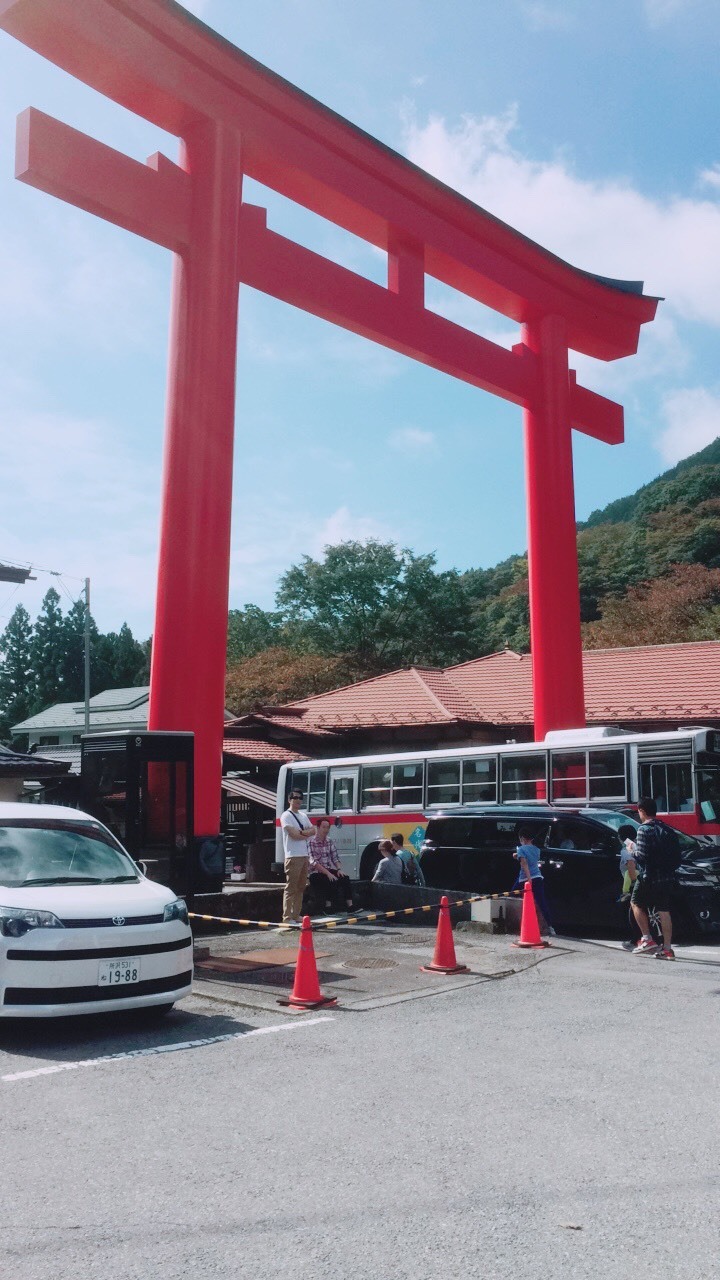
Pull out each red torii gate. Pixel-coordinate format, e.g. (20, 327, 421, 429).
(0, 0, 658, 839)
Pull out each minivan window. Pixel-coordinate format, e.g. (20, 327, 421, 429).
(0, 821, 138, 888)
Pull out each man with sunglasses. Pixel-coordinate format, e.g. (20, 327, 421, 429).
(280, 789, 315, 925)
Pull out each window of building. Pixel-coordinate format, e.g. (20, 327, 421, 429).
(38, 736, 59, 746)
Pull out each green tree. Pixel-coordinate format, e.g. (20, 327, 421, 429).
(226, 605, 282, 664)
(0, 603, 35, 739)
(276, 540, 474, 673)
(29, 588, 66, 712)
(94, 622, 148, 691)
(56, 597, 99, 702)
(226, 646, 356, 715)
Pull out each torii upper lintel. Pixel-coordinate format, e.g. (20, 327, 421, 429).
(0, 0, 659, 836)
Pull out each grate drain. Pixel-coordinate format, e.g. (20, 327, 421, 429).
(344, 956, 398, 970)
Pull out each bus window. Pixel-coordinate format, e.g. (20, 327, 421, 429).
(289, 768, 327, 812)
(392, 762, 424, 807)
(308, 769, 328, 812)
(462, 757, 497, 804)
(500, 753, 547, 802)
(551, 751, 586, 802)
(639, 761, 693, 813)
(330, 773, 356, 812)
(697, 768, 720, 821)
(361, 765, 391, 808)
(427, 760, 461, 806)
(588, 749, 626, 800)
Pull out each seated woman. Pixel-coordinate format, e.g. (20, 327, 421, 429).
(307, 817, 354, 915)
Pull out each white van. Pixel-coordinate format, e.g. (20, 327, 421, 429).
(0, 803, 192, 1018)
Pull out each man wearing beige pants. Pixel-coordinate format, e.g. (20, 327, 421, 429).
(280, 789, 314, 925)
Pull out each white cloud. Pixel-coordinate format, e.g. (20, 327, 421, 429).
(520, 3, 574, 31)
(228, 504, 395, 606)
(699, 165, 720, 191)
(403, 107, 720, 330)
(657, 387, 720, 463)
(388, 426, 436, 453)
(643, 0, 692, 25)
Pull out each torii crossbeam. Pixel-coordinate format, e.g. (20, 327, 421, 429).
(0, 0, 658, 838)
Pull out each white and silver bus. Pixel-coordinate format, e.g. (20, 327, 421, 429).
(276, 725, 720, 878)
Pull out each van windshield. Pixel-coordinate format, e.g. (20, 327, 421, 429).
(0, 821, 138, 888)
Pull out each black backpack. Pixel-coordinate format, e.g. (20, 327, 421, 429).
(650, 820, 683, 874)
(400, 854, 420, 886)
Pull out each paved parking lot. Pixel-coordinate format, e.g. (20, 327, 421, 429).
(2, 927, 719, 1280)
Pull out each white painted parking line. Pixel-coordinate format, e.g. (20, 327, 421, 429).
(1, 1016, 334, 1083)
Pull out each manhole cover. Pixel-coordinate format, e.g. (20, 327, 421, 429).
(346, 957, 398, 970)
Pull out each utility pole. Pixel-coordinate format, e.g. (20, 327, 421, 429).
(84, 577, 91, 735)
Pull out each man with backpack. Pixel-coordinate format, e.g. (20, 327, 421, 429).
(631, 797, 681, 960)
(391, 833, 425, 887)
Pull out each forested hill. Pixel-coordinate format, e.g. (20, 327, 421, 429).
(580, 435, 720, 529)
(463, 435, 720, 653)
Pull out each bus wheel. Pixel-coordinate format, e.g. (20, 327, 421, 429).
(359, 844, 381, 881)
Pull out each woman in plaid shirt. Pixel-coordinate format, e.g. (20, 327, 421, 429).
(307, 817, 354, 915)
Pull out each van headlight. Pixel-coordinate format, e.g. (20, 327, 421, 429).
(0, 906, 65, 938)
(163, 898, 189, 924)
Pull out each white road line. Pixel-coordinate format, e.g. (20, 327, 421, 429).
(1, 1016, 334, 1083)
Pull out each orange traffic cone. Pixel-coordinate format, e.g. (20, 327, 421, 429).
(279, 916, 338, 1009)
(512, 881, 549, 949)
(421, 896, 469, 974)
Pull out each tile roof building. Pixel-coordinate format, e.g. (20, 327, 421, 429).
(223, 642, 720, 781)
(11, 687, 151, 747)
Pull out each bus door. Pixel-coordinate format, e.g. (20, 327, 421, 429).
(328, 767, 360, 876)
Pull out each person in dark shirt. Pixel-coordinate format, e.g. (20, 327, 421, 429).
(631, 798, 675, 960)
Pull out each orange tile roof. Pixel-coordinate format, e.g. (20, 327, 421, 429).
(447, 642, 720, 723)
(287, 665, 482, 728)
(222, 737, 308, 763)
(223, 641, 720, 733)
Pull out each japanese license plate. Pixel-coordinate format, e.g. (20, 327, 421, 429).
(98, 957, 142, 987)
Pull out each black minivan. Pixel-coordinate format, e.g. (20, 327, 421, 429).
(420, 806, 720, 935)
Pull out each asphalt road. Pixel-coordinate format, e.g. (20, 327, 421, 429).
(1, 939, 718, 1280)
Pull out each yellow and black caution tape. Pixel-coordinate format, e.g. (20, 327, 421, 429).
(189, 889, 523, 933)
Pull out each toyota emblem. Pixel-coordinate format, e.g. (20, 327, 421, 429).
(112, 915, 126, 927)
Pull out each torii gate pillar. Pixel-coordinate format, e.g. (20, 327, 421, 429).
(148, 120, 242, 835)
(523, 315, 585, 737)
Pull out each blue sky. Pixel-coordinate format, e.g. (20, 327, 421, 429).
(1, 0, 719, 639)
